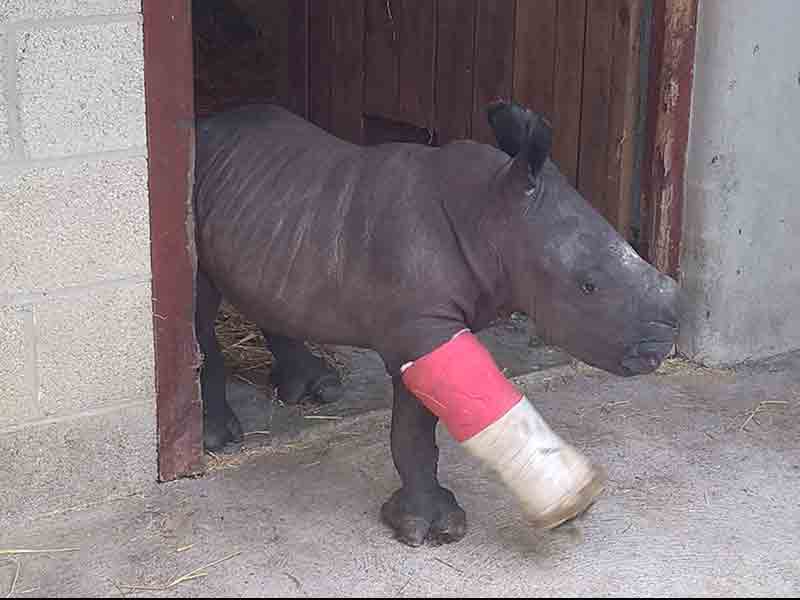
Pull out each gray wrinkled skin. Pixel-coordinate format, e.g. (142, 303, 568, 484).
(192, 102, 679, 545)
(195, 103, 677, 374)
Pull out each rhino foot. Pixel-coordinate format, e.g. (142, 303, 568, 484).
(266, 334, 344, 406)
(203, 404, 244, 452)
(273, 368, 343, 406)
(381, 486, 467, 547)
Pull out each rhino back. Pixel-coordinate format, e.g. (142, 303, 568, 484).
(193, 105, 481, 352)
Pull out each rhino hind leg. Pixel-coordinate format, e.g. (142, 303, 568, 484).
(381, 376, 468, 546)
(263, 333, 344, 406)
(196, 269, 243, 451)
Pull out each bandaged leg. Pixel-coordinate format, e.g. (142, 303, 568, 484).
(401, 330, 604, 529)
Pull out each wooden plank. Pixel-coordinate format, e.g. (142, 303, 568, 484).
(142, 0, 203, 481)
(364, 0, 398, 118)
(604, 0, 642, 240)
(435, 0, 477, 143)
(512, 0, 557, 121)
(577, 0, 615, 224)
(471, 0, 516, 145)
(329, 0, 366, 143)
(287, 0, 310, 118)
(639, 0, 698, 277)
(364, 0, 436, 129)
(308, 0, 333, 131)
(395, 0, 436, 127)
(551, 0, 586, 184)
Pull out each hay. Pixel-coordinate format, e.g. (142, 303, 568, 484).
(433, 557, 465, 575)
(116, 551, 242, 593)
(303, 415, 343, 421)
(243, 430, 271, 437)
(215, 303, 273, 395)
(0, 549, 79, 556)
(738, 399, 789, 431)
(214, 302, 348, 396)
(204, 444, 293, 472)
(654, 356, 735, 378)
(284, 571, 303, 592)
(3, 558, 19, 599)
(595, 400, 632, 415)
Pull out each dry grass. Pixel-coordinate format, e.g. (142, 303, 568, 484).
(738, 399, 790, 431)
(204, 440, 315, 472)
(215, 303, 274, 395)
(0, 549, 79, 557)
(3, 558, 19, 599)
(213, 303, 347, 396)
(116, 551, 243, 593)
(654, 356, 735, 378)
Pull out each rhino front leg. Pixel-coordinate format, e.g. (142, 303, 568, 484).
(263, 333, 343, 406)
(381, 375, 467, 547)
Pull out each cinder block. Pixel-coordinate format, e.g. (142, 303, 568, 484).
(0, 401, 156, 526)
(17, 20, 146, 158)
(0, 32, 9, 162)
(0, 305, 36, 428)
(0, 1, 140, 26)
(0, 156, 150, 296)
(35, 282, 155, 417)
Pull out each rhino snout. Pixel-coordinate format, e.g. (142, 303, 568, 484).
(620, 321, 678, 375)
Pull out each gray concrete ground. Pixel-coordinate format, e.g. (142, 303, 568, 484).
(2, 348, 799, 597)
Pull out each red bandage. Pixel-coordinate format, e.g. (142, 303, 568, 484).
(401, 330, 523, 442)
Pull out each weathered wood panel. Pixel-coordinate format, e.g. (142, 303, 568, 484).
(471, 0, 515, 145)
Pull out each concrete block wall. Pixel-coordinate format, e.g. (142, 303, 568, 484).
(678, 1, 800, 366)
(0, 1, 156, 523)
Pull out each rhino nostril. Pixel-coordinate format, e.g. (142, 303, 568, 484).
(621, 344, 671, 375)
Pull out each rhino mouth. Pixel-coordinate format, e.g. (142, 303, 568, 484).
(620, 322, 678, 375)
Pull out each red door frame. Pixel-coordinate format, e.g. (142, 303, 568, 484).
(639, 0, 699, 279)
(143, 0, 203, 481)
(142, 0, 698, 480)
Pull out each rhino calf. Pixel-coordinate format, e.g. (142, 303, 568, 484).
(192, 101, 679, 546)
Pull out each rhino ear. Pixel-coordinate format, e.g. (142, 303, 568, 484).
(487, 100, 529, 157)
(487, 100, 553, 179)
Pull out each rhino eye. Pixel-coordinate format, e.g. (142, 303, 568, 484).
(581, 282, 596, 295)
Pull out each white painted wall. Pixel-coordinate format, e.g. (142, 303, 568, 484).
(0, 1, 155, 523)
(679, 0, 800, 365)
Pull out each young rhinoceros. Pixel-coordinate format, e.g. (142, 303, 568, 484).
(192, 100, 679, 546)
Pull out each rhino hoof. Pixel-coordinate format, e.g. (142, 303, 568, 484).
(381, 486, 467, 547)
(308, 374, 343, 404)
(203, 412, 244, 452)
(275, 369, 343, 406)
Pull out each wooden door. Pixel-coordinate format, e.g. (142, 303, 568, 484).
(294, 0, 643, 240)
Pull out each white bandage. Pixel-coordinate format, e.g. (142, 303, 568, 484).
(461, 396, 605, 529)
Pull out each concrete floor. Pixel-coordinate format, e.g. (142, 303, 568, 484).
(2, 350, 799, 597)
